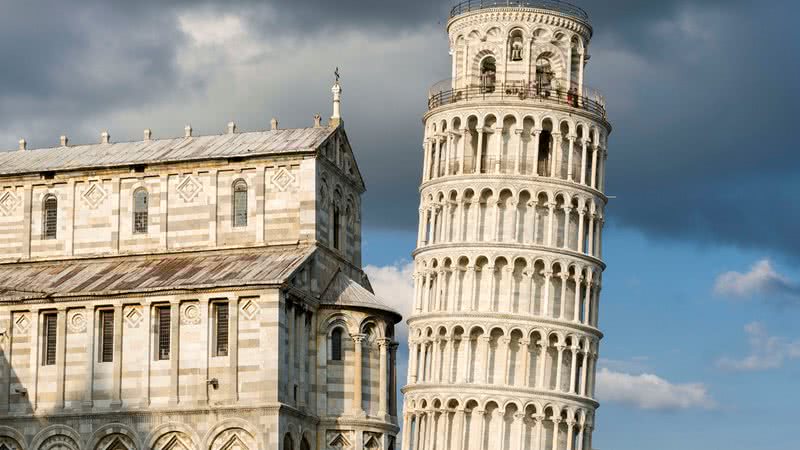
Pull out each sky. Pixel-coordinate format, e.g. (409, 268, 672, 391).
(1, 1, 799, 449)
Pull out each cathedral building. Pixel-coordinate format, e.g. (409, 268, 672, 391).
(402, 1, 611, 449)
(0, 82, 400, 450)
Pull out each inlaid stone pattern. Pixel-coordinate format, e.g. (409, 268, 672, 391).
(177, 174, 203, 203)
(181, 303, 201, 325)
(67, 310, 87, 333)
(270, 167, 296, 192)
(240, 299, 260, 321)
(13, 313, 30, 335)
(81, 182, 108, 209)
(124, 306, 143, 328)
(0, 190, 20, 216)
(39, 434, 79, 450)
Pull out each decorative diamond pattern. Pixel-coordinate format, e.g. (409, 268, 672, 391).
(176, 175, 203, 203)
(0, 190, 20, 216)
(270, 167, 295, 192)
(81, 182, 108, 209)
(240, 299, 260, 320)
(124, 306, 143, 328)
(13, 313, 30, 335)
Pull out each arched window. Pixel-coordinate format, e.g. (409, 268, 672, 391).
(331, 328, 343, 361)
(535, 56, 555, 93)
(232, 180, 248, 227)
(508, 29, 524, 61)
(133, 188, 149, 234)
(538, 130, 552, 177)
(283, 434, 294, 450)
(42, 195, 58, 240)
(480, 56, 497, 93)
(300, 437, 311, 450)
(333, 204, 341, 250)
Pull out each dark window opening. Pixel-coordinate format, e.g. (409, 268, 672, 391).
(233, 181, 248, 228)
(43, 195, 58, 240)
(42, 313, 57, 366)
(100, 310, 114, 363)
(214, 302, 229, 357)
(331, 328, 343, 361)
(157, 306, 171, 360)
(133, 189, 148, 234)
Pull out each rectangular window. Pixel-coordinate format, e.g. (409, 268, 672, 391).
(42, 313, 58, 366)
(99, 310, 114, 363)
(157, 306, 171, 360)
(214, 302, 229, 357)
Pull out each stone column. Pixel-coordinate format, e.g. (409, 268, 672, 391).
(486, 265, 496, 311)
(453, 408, 466, 450)
(551, 418, 562, 450)
(402, 413, 412, 450)
(567, 134, 576, 181)
(583, 275, 593, 325)
(562, 206, 572, 249)
(480, 335, 492, 384)
(287, 304, 295, 400)
(580, 139, 589, 185)
(576, 424, 585, 450)
(541, 272, 552, 317)
(466, 266, 477, 311)
(514, 129, 524, 174)
(494, 127, 504, 173)
(569, 346, 579, 394)
(476, 130, 485, 173)
(531, 129, 541, 175)
(422, 139, 431, 180)
(573, 276, 584, 322)
(547, 203, 556, 247)
(581, 350, 590, 397)
(513, 414, 527, 450)
(111, 303, 124, 408)
(459, 128, 469, 174)
(533, 415, 545, 450)
(520, 339, 531, 387)
(504, 267, 515, 312)
(577, 209, 586, 254)
(409, 341, 419, 383)
(492, 199, 502, 242)
(566, 420, 576, 450)
(536, 340, 548, 389)
(559, 274, 569, 319)
(427, 408, 438, 450)
(456, 198, 465, 241)
(442, 336, 452, 384)
(378, 338, 390, 419)
(433, 137, 442, 179)
(476, 409, 487, 449)
(555, 344, 565, 392)
(498, 336, 511, 384)
(551, 133, 562, 178)
(509, 200, 519, 243)
(590, 145, 599, 188)
(587, 214, 596, 257)
(170, 301, 182, 405)
(391, 342, 399, 417)
(352, 334, 365, 416)
(55, 308, 67, 409)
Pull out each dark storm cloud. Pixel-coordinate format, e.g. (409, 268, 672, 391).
(0, 0, 797, 259)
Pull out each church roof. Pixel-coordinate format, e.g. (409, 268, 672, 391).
(320, 269, 401, 319)
(0, 127, 336, 176)
(0, 245, 314, 302)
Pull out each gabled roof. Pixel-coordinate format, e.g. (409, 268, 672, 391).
(320, 268, 400, 318)
(0, 127, 336, 176)
(0, 245, 315, 302)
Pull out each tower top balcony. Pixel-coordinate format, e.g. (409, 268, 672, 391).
(449, 0, 590, 24)
(427, 78, 608, 121)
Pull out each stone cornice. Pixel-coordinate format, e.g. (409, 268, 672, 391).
(412, 242, 606, 270)
(447, 8, 592, 40)
(418, 173, 609, 204)
(407, 311, 603, 339)
(403, 383, 599, 409)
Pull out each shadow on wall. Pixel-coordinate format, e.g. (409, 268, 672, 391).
(0, 342, 40, 450)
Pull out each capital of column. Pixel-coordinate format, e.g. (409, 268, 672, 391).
(377, 338, 392, 348)
(351, 334, 366, 345)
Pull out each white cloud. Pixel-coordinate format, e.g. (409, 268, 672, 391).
(713, 259, 800, 302)
(717, 322, 800, 371)
(596, 367, 715, 411)
(364, 261, 415, 341)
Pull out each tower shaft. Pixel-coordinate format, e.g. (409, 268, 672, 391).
(402, 2, 611, 449)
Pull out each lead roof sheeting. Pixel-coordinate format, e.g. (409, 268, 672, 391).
(0, 246, 315, 301)
(320, 269, 400, 316)
(0, 127, 334, 175)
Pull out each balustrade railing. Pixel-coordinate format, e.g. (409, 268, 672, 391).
(449, 0, 590, 22)
(428, 81, 607, 118)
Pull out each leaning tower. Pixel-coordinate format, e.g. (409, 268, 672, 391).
(402, 1, 610, 450)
